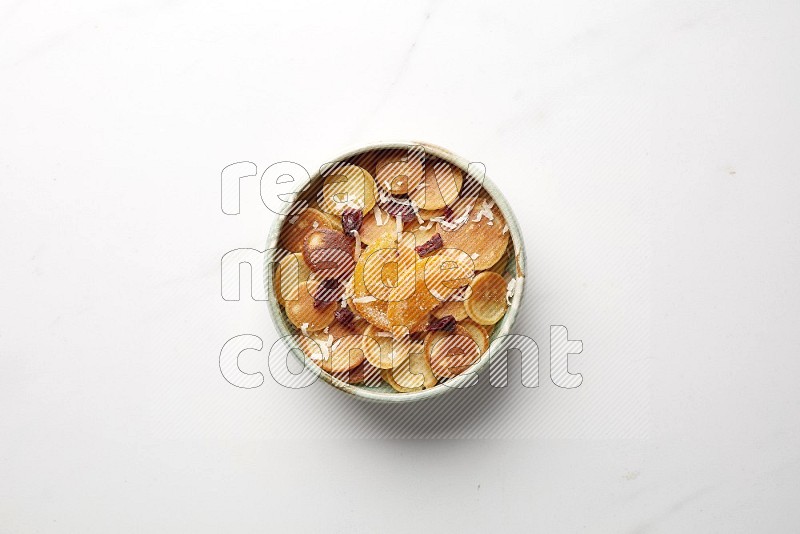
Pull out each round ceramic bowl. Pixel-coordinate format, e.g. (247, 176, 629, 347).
(264, 141, 526, 403)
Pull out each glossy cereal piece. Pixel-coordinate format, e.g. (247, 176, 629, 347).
(437, 196, 509, 270)
(318, 164, 378, 216)
(350, 232, 401, 331)
(386, 259, 439, 333)
(280, 207, 342, 253)
(274, 252, 311, 305)
(285, 280, 336, 332)
(409, 159, 463, 211)
(464, 271, 508, 326)
(424, 324, 484, 380)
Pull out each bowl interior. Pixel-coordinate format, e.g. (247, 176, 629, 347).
(265, 141, 526, 403)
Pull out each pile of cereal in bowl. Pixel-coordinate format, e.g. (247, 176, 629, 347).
(270, 144, 523, 396)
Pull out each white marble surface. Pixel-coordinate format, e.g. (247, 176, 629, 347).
(2, 0, 800, 531)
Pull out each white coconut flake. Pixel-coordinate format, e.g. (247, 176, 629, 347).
(312, 220, 319, 229)
(472, 200, 495, 223)
(309, 352, 323, 361)
(395, 214, 403, 235)
(351, 229, 362, 261)
(502, 223, 509, 235)
(374, 205, 386, 226)
(345, 199, 364, 211)
(470, 253, 480, 260)
(353, 295, 378, 304)
(301, 323, 309, 336)
(506, 278, 517, 305)
(323, 326, 329, 334)
(431, 216, 462, 231)
(411, 201, 424, 224)
(419, 220, 434, 231)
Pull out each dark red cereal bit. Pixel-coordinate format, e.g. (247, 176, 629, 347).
(334, 307, 355, 326)
(341, 207, 363, 235)
(426, 315, 456, 333)
(381, 198, 416, 222)
(415, 233, 443, 257)
(443, 205, 454, 221)
(313, 278, 343, 309)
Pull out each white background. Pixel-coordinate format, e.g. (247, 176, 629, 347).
(2, 0, 800, 531)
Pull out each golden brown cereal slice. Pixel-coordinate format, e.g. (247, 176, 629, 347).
(296, 330, 331, 364)
(386, 259, 438, 333)
(321, 335, 366, 374)
(311, 320, 366, 374)
(433, 300, 468, 321)
(422, 247, 475, 301)
(417, 207, 446, 221)
(279, 208, 342, 253)
(381, 368, 420, 393)
(437, 196, 509, 270)
(424, 324, 484, 379)
(459, 318, 491, 351)
(358, 208, 396, 246)
(285, 280, 336, 332)
(487, 245, 511, 275)
(386, 341, 437, 392)
(274, 252, 311, 305)
(302, 228, 355, 275)
(386, 245, 473, 332)
(331, 359, 382, 386)
(374, 148, 426, 196)
(362, 324, 396, 369)
(406, 219, 438, 246)
(409, 159, 463, 211)
(464, 271, 508, 326)
(318, 164, 378, 216)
